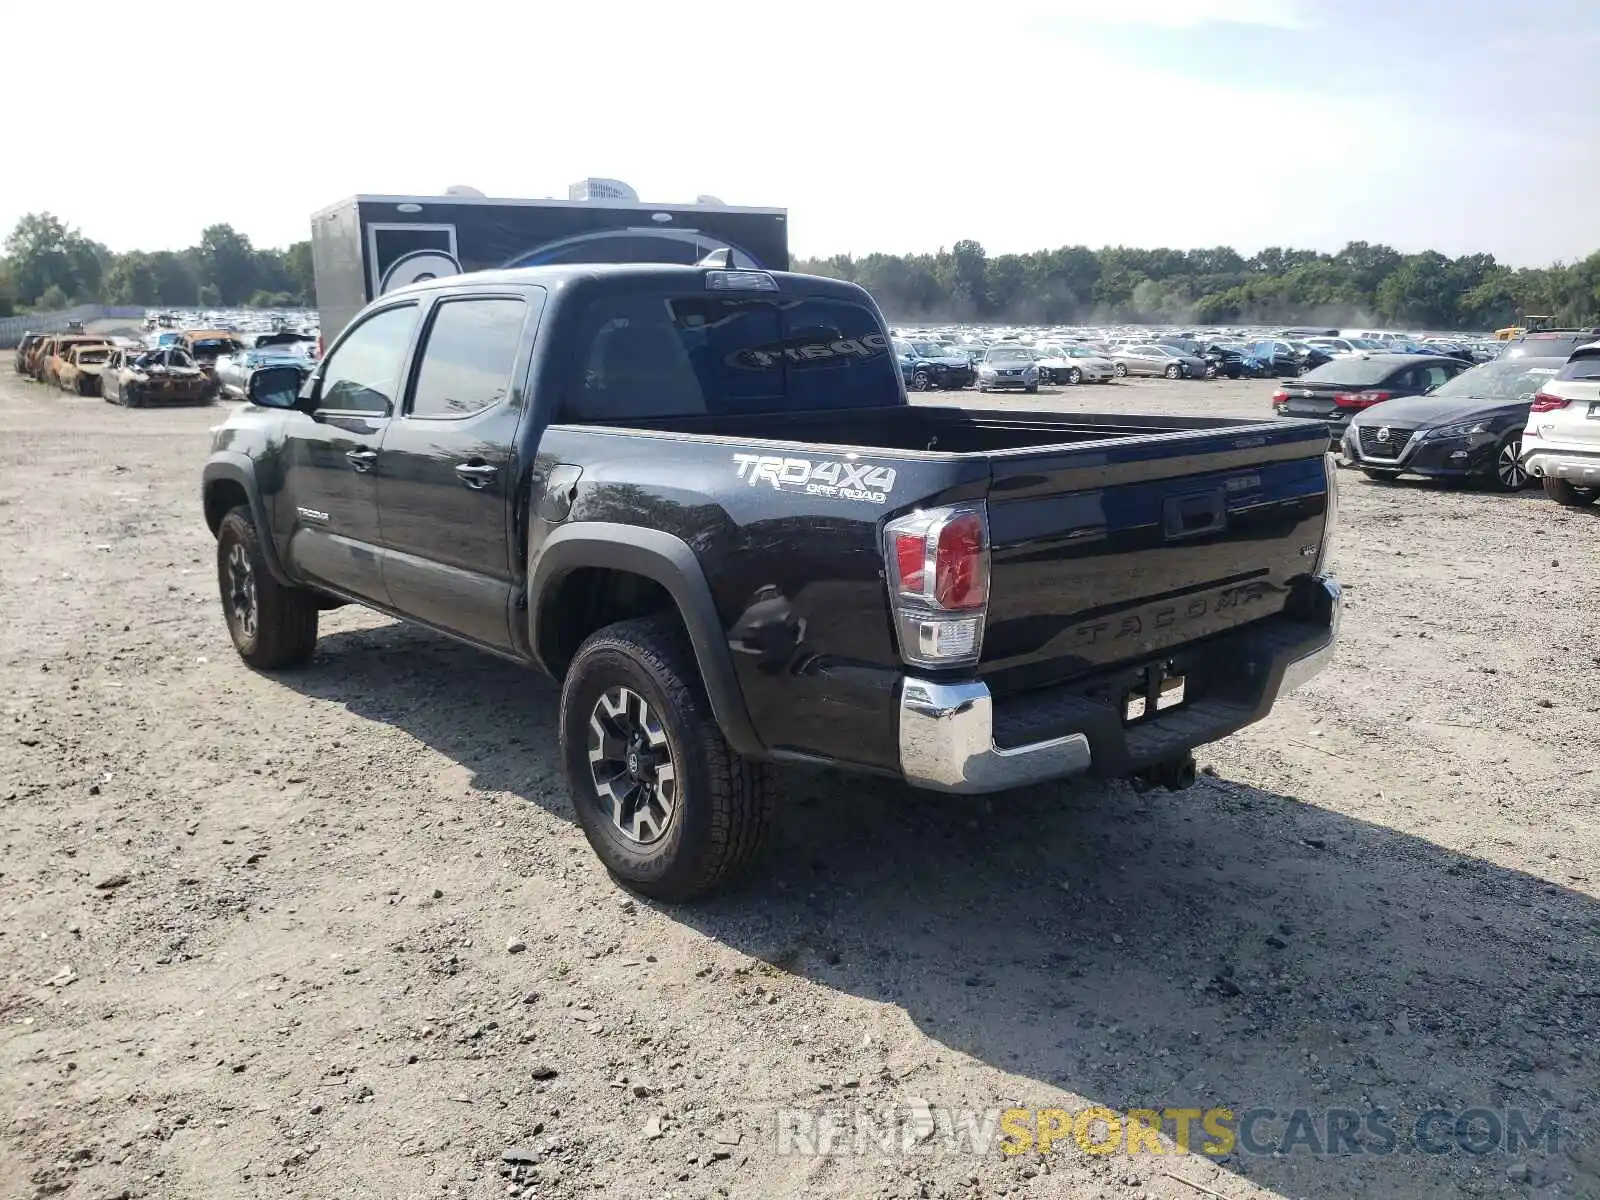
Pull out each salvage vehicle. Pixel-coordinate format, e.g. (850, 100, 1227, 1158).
(38, 335, 111, 386)
(202, 261, 1341, 901)
(1341, 355, 1561, 490)
(1272, 353, 1469, 446)
(1036, 345, 1115, 385)
(1111, 344, 1206, 379)
(975, 344, 1040, 392)
(103, 346, 211, 407)
(56, 343, 113, 396)
(178, 330, 245, 395)
(14, 332, 45, 374)
(893, 339, 975, 391)
(1520, 341, 1600, 506)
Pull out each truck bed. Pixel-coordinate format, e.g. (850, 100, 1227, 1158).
(604, 403, 1288, 457)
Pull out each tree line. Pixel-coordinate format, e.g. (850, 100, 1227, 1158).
(4, 210, 1598, 330)
(794, 240, 1600, 331)
(0, 212, 313, 316)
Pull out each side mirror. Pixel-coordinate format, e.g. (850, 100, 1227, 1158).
(247, 364, 308, 410)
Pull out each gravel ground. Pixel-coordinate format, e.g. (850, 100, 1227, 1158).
(1, 368, 1597, 1200)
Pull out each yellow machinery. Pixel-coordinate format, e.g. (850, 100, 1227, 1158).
(1495, 314, 1553, 341)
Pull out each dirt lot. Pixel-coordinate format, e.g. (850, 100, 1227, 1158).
(1, 368, 1597, 1200)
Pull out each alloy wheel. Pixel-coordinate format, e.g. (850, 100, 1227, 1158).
(1496, 437, 1526, 490)
(587, 685, 677, 845)
(226, 542, 257, 640)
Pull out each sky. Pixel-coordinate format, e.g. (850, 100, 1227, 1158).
(6, 0, 1599, 266)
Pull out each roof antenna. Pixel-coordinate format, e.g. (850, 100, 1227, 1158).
(696, 248, 735, 268)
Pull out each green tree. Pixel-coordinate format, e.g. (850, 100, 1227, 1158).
(37, 283, 69, 311)
(197, 224, 259, 305)
(3, 212, 102, 305)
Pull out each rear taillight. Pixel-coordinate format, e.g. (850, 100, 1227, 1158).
(1530, 392, 1569, 413)
(883, 504, 990, 667)
(1334, 389, 1393, 409)
(1271, 388, 1288, 408)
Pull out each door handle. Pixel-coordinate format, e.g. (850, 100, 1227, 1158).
(455, 461, 498, 489)
(346, 448, 378, 472)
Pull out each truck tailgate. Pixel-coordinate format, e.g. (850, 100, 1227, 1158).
(978, 422, 1331, 693)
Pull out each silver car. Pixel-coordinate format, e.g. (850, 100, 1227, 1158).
(215, 349, 313, 400)
(1112, 344, 1207, 379)
(976, 346, 1040, 393)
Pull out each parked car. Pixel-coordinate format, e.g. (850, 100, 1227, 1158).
(56, 343, 113, 396)
(102, 346, 212, 407)
(215, 348, 313, 400)
(1112, 344, 1206, 379)
(37, 335, 111, 386)
(178, 330, 245, 395)
(893, 339, 975, 391)
(1203, 343, 1248, 379)
(1520, 341, 1600, 506)
(13, 332, 44, 375)
(1501, 327, 1600, 360)
(1036, 345, 1115, 384)
(1272, 354, 1471, 446)
(1340, 355, 1562, 490)
(202, 262, 1339, 900)
(975, 345, 1040, 392)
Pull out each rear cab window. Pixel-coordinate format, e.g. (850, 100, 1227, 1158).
(561, 291, 898, 422)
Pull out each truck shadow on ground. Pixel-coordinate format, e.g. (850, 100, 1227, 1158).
(286, 621, 1599, 1200)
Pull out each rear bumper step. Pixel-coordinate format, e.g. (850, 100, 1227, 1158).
(898, 576, 1340, 793)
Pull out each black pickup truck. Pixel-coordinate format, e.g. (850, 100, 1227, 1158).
(202, 262, 1341, 901)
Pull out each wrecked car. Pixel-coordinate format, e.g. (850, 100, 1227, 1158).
(37, 335, 111, 386)
(56, 343, 114, 396)
(102, 346, 212, 407)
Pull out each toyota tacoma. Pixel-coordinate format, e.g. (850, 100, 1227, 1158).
(202, 260, 1341, 900)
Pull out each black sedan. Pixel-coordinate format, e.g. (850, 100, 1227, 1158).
(1272, 354, 1471, 446)
(1339, 356, 1564, 490)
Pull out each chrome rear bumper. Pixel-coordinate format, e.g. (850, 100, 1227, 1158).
(898, 577, 1341, 794)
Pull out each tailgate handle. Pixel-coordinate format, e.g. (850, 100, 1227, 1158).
(1163, 490, 1226, 540)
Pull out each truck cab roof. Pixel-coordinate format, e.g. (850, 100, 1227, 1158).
(378, 262, 866, 304)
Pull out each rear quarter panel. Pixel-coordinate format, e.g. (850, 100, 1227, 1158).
(535, 425, 984, 772)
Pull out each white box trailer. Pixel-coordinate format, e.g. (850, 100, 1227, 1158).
(310, 192, 789, 341)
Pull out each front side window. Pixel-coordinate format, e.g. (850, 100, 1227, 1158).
(318, 304, 417, 414)
(409, 298, 527, 418)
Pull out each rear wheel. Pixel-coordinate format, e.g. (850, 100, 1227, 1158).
(1543, 477, 1600, 506)
(1113, 362, 1128, 378)
(1487, 433, 1528, 492)
(559, 615, 775, 902)
(216, 508, 319, 669)
(1065, 367, 1082, 385)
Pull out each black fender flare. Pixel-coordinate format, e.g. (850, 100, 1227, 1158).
(528, 523, 765, 760)
(201, 454, 294, 586)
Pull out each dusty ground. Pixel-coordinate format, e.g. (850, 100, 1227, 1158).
(1, 367, 1597, 1200)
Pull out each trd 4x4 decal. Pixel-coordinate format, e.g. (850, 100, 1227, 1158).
(732, 454, 897, 504)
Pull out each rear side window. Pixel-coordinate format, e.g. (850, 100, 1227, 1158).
(1556, 355, 1600, 382)
(409, 297, 527, 418)
(563, 293, 894, 421)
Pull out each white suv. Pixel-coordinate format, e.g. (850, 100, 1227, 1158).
(1521, 342, 1600, 506)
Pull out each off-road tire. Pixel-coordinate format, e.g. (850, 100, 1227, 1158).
(1542, 477, 1600, 506)
(559, 615, 775, 902)
(216, 507, 319, 669)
